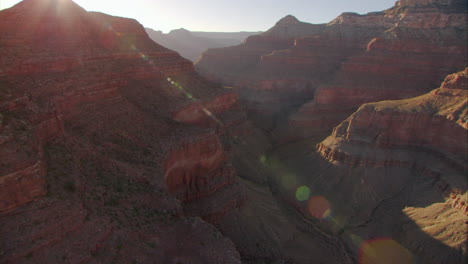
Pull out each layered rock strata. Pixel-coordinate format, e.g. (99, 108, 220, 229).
(197, 0, 467, 137)
(2, 0, 467, 263)
(268, 69, 467, 264)
(289, 1, 467, 139)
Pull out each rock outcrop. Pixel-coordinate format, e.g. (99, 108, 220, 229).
(164, 133, 235, 203)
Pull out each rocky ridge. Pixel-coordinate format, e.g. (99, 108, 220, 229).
(265, 68, 467, 264)
(145, 28, 260, 62)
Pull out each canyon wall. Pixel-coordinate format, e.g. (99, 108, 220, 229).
(196, 1, 467, 262)
(1, 1, 302, 262)
(291, 6, 467, 138)
(0, 0, 245, 263)
(1, 0, 467, 263)
(197, 0, 467, 138)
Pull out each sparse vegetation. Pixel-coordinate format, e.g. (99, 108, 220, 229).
(145, 241, 156, 248)
(105, 198, 119, 207)
(143, 147, 152, 156)
(116, 242, 123, 250)
(24, 252, 33, 259)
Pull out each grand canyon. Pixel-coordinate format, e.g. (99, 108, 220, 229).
(0, 0, 466, 263)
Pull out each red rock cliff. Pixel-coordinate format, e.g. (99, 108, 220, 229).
(0, 0, 243, 263)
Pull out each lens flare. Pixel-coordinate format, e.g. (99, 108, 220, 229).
(165, 76, 224, 126)
(307, 196, 331, 219)
(202, 107, 213, 117)
(359, 238, 414, 264)
(296, 186, 311, 201)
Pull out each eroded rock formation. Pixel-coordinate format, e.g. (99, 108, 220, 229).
(316, 69, 467, 263)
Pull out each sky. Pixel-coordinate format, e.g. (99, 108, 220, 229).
(0, 0, 397, 32)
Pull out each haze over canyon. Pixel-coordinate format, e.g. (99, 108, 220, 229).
(0, 0, 467, 263)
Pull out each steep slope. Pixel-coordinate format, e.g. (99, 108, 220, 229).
(145, 28, 260, 62)
(0, 0, 248, 262)
(269, 69, 467, 264)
